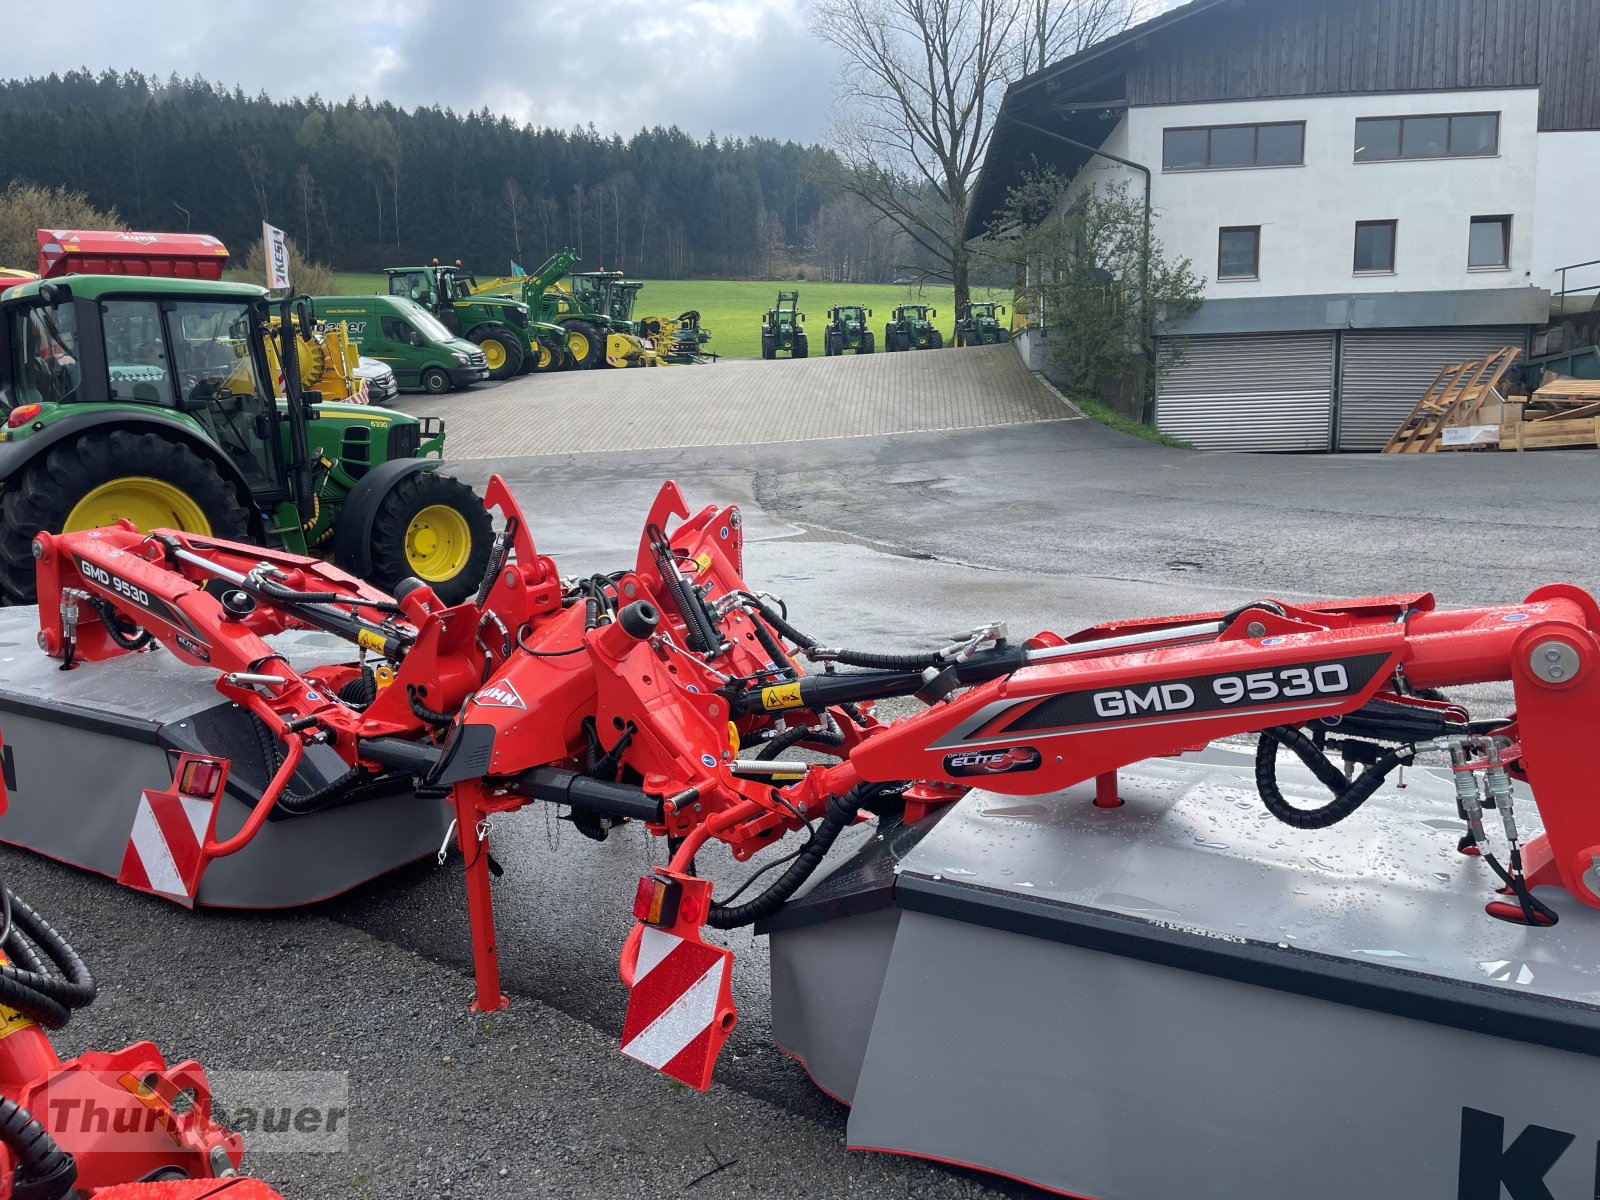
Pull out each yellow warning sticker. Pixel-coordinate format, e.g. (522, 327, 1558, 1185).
(694, 553, 714, 576)
(761, 682, 803, 711)
(357, 629, 388, 653)
(0, 1004, 36, 1041)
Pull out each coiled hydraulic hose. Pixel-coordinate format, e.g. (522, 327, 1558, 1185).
(738, 594, 945, 671)
(1255, 726, 1417, 829)
(90, 597, 153, 652)
(706, 784, 879, 929)
(0, 887, 98, 1197)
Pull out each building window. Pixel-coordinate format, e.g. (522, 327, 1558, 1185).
(1163, 123, 1305, 171)
(1353, 220, 1397, 274)
(1355, 113, 1499, 162)
(1469, 216, 1511, 269)
(1218, 227, 1260, 280)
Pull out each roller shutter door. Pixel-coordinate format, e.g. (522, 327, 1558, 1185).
(1336, 327, 1530, 450)
(1156, 333, 1335, 451)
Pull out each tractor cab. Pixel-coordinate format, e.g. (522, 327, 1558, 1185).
(2, 277, 289, 499)
(569, 272, 641, 331)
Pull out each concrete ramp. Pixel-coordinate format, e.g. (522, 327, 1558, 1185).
(395, 345, 1075, 458)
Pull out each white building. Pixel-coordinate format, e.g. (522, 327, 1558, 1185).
(969, 0, 1600, 450)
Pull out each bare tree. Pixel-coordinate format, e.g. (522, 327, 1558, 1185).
(240, 145, 272, 222)
(502, 178, 526, 263)
(295, 165, 316, 258)
(812, 0, 1023, 305)
(1014, 0, 1152, 77)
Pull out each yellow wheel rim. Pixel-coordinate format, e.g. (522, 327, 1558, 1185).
(404, 504, 473, 582)
(567, 330, 591, 362)
(537, 345, 554, 369)
(481, 339, 507, 371)
(65, 478, 211, 534)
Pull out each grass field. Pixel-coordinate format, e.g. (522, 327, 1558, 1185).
(330, 273, 1010, 360)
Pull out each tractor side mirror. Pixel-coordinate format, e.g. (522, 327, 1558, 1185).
(999, 306, 1006, 316)
(932, 309, 937, 318)
(868, 309, 873, 317)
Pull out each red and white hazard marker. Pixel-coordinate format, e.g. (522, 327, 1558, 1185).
(117, 756, 229, 906)
(620, 926, 736, 1090)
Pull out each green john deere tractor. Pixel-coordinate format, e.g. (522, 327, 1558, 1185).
(760, 291, 808, 359)
(954, 301, 1011, 347)
(821, 305, 875, 356)
(884, 304, 943, 352)
(0, 275, 492, 605)
(384, 262, 571, 379)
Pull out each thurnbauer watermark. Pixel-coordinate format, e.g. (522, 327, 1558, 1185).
(43, 1070, 348, 1155)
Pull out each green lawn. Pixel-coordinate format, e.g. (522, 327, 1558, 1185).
(329, 273, 1010, 360)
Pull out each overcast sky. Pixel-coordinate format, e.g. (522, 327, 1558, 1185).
(4, 0, 846, 144)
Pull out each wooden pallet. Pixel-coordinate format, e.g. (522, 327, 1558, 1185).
(1500, 375, 1600, 452)
(1382, 347, 1522, 453)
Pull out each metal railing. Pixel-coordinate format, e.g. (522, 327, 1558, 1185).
(1556, 258, 1600, 302)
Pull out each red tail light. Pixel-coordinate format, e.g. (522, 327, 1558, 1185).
(178, 757, 226, 798)
(633, 875, 682, 927)
(7, 404, 42, 429)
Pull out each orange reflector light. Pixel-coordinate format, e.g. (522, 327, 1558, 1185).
(6, 404, 41, 429)
(633, 875, 682, 927)
(178, 758, 225, 798)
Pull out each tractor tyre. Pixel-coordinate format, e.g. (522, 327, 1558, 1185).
(472, 325, 524, 381)
(997, 328, 1013, 344)
(420, 367, 452, 395)
(529, 340, 565, 373)
(884, 325, 896, 351)
(761, 334, 776, 361)
(930, 329, 944, 349)
(793, 334, 809, 359)
(860, 331, 875, 354)
(562, 320, 605, 370)
(0, 430, 249, 605)
(824, 331, 838, 357)
(366, 471, 494, 606)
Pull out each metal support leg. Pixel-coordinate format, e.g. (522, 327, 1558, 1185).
(455, 786, 508, 1013)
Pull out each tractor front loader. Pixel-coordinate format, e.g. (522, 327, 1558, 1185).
(884, 304, 942, 352)
(953, 301, 1011, 347)
(25, 471, 1600, 1103)
(760, 291, 807, 359)
(821, 304, 874, 355)
(0, 230, 492, 605)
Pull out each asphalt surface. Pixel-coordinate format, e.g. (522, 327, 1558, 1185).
(4, 356, 1598, 1198)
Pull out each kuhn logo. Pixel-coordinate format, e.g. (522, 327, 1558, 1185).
(944, 746, 1041, 778)
(474, 681, 525, 710)
(114, 233, 160, 246)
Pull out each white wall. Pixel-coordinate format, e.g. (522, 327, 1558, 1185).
(1532, 130, 1600, 297)
(1110, 88, 1542, 301)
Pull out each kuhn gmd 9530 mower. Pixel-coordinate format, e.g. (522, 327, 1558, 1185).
(4, 479, 1600, 1196)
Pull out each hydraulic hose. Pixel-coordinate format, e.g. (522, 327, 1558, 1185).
(90, 598, 153, 651)
(740, 594, 945, 671)
(755, 724, 845, 760)
(705, 785, 873, 929)
(1255, 726, 1417, 830)
(740, 594, 817, 652)
(0, 887, 94, 1196)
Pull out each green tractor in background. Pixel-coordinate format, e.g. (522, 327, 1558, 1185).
(760, 291, 808, 359)
(470, 251, 650, 369)
(954, 301, 1012, 347)
(884, 304, 943, 352)
(384, 262, 570, 379)
(821, 305, 875, 356)
(0, 273, 492, 605)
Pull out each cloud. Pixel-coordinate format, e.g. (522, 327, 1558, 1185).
(4, 0, 844, 143)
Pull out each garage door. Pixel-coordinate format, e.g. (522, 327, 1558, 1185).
(1337, 327, 1530, 451)
(1156, 333, 1335, 451)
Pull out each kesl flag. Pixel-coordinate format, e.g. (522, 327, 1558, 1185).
(263, 222, 291, 291)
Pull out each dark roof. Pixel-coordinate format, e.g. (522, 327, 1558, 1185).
(966, 0, 1232, 240)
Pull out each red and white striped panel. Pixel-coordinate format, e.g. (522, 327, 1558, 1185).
(117, 789, 215, 905)
(620, 926, 735, 1090)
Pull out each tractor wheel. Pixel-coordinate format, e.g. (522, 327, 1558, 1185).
(997, 328, 1013, 344)
(472, 325, 524, 381)
(930, 329, 944, 349)
(0, 430, 249, 604)
(761, 334, 776, 361)
(860, 331, 875, 354)
(366, 471, 494, 606)
(562, 320, 605, 369)
(529, 341, 565, 373)
(793, 334, 809, 359)
(824, 331, 837, 357)
(884, 325, 896, 351)
(420, 367, 452, 395)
